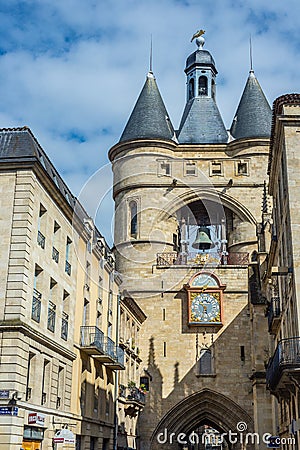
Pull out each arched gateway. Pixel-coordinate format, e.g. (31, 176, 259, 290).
(150, 389, 254, 450)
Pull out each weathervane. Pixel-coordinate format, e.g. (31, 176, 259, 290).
(191, 29, 206, 50)
(191, 29, 205, 42)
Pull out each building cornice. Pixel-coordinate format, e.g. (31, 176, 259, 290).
(109, 138, 177, 162)
(121, 291, 147, 323)
(0, 320, 76, 361)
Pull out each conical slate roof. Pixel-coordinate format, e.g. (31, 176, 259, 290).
(230, 71, 272, 139)
(119, 72, 174, 143)
(177, 97, 228, 144)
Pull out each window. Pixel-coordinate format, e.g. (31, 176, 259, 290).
(184, 161, 197, 176)
(188, 78, 195, 100)
(32, 265, 43, 323)
(26, 352, 35, 401)
(57, 366, 64, 409)
(198, 76, 208, 96)
(212, 79, 216, 100)
(158, 160, 171, 177)
(85, 261, 91, 289)
(140, 376, 150, 391)
(83, 299, 89, 326)
(236, 161, 249, 176)
(65, 237, 72, 275)
(129, 201, 138, 238)
(47, 301, 56, 332)
(210, 161, 223, 176)
(199, 348, 213, 374)
(52, 221, 60, 263)
(41, 360, 50, 405)
(37, 204, 46, 249)
(61, 312, 68, 340)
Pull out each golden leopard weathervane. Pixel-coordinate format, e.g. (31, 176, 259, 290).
(191, 29, 205, 42)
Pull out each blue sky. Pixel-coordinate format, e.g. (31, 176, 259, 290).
(0, 0, 299, 244)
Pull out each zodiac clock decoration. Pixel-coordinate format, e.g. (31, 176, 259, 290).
(184, 272, 226, 326)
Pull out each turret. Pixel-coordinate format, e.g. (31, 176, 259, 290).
(177, 33, 228, 144)
(119, 72, 174, 143)
(230, 70, 272, 140)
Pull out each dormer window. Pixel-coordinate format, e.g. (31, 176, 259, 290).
(198, 76, 208, 96)
(188, 78, 195, 100)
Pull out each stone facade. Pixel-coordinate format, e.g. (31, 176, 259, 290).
(263, 95, 300, 448)
(0, 128, 129, 450)
(109, 38, 275, 450)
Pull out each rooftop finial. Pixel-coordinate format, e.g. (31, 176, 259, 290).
(147, 34, 154, 78)
(249, 34, 254, 73)
(150, 34, 153, 73)
(191, 29, 205, 49)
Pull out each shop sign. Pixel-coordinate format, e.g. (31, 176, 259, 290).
(0, 406, 18, 415)
(28, 412, 46, 427)
(53, 428, 75, 445)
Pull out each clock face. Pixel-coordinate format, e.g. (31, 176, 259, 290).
(190, 292, 221, 323)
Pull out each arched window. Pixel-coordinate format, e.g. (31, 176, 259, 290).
(199, 348, 212, 374)
(188, 78, 194, 100)
(198, 76, 208, 96)
(211, 79, 216, 100)
(129, 201, 138, 238)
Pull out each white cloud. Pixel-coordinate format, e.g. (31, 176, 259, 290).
(0, 0, 299, 245)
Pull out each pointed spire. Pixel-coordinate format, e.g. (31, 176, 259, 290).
(119, 72, 174, 143)
(230, 71, 272, 140)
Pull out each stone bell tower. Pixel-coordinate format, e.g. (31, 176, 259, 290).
(109, 32, 273, 450)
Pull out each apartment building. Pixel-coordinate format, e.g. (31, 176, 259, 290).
(0, 127, 125, 450)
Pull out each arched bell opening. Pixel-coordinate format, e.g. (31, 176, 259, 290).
(159, 198, 255, 266)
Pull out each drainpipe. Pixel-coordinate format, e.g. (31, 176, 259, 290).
(113, 292, 121, 450)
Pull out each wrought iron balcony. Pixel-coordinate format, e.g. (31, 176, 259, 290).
(119, 385, 146, 405)
(80, 326, 105, 355)
(266, 337, 300, 392)
(80, 327, 125, 370)
(156, 251, 249, 267)
(101, 337, 125, 370)
(267, 297, 281, 334)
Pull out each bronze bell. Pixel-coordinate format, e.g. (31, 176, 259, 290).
(192, 226, 214, 250)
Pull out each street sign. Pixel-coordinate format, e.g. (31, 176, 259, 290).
(0, 406, 18, 416)
(0, 390, 10, 399)
(53, 428, 75, 445)
(28, 412, 46, 426)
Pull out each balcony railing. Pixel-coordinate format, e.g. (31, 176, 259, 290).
(267, 297, 281, 333)
(266, 337, 300, 391)
(119, 385, 146, 405)
(37, 231, 45, 249)
(156, 251, 249, 267)
(80, 327, 125, 369)
(80, 326, 105, 354)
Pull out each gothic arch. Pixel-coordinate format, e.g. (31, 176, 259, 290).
(156, 189, 257, 225)
(150, 388, 254, 449)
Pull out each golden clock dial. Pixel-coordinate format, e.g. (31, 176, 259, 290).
(190, 292, 221, 323)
